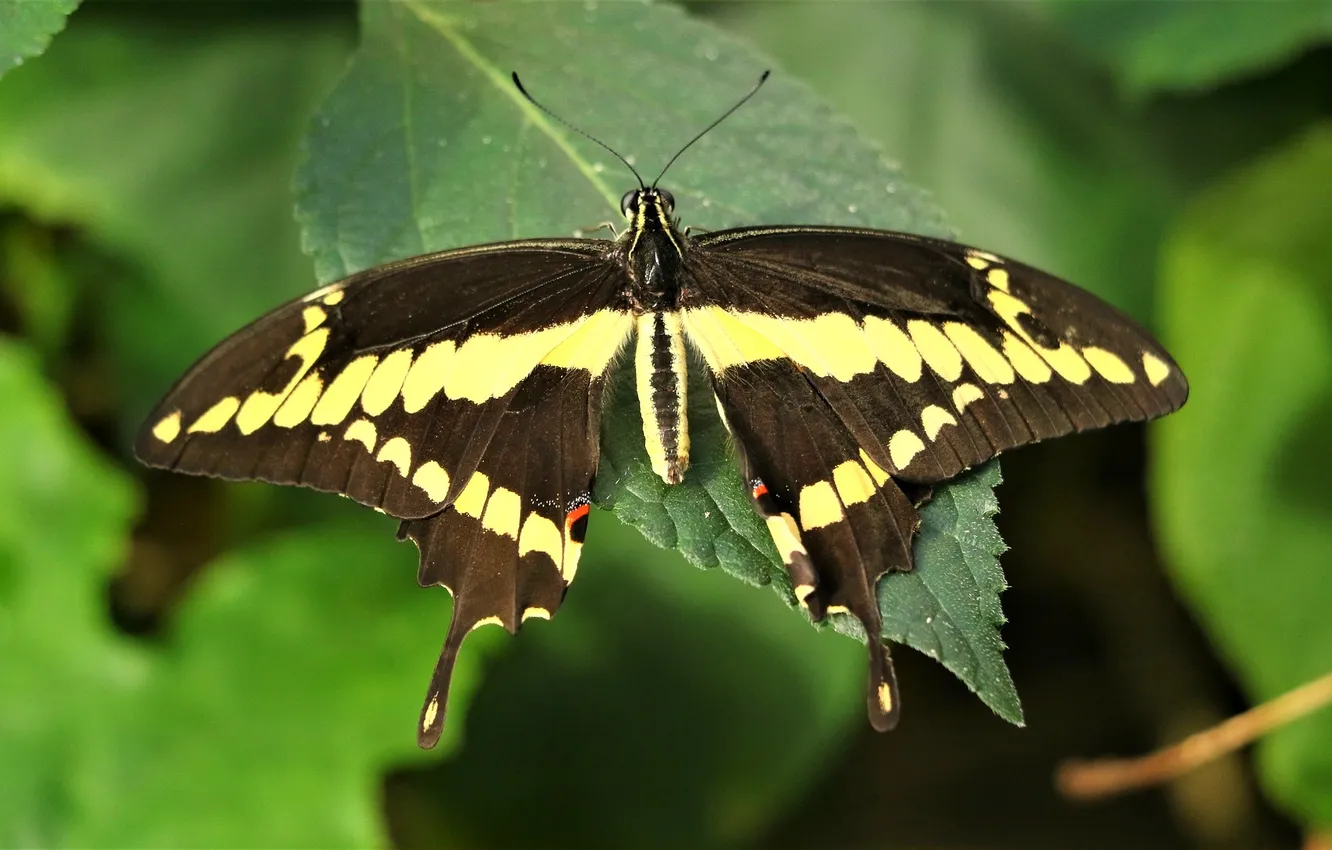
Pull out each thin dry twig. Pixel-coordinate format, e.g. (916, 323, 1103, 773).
(1057, 670, 1332, 801)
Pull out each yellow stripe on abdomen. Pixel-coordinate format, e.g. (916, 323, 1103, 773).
(635, 311, 690, 484)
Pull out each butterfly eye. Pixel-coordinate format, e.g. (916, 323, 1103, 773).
(657, 188, 675, 212)
(620, 190, 638, 219)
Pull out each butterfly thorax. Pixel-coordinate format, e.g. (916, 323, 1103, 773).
(619, 188, 687, 312)
(618, 188, 692, 484)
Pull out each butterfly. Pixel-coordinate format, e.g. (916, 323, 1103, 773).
(136, 72, 1188, 748)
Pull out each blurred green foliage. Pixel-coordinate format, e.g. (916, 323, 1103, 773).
(0, 0, 78, 79)
(1156, 126, 1332, 829)
(2, 0, 1331, 847)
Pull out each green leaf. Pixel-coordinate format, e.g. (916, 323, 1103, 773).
(0, 11, 352, 418)
(296, 0, 1017, 720)
(1154, 125, 1332, 829)
(294, 0, 949, 281)
(0, 0, 79, 80)
(1039, 0, 1332, 98)
(0, 337, 143, 847)
(878, 461, 1020, 723)
(66, 524, 502, 849)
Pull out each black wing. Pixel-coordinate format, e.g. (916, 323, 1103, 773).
(135, 238, 632, 747)
(682, 225, 1188, 725)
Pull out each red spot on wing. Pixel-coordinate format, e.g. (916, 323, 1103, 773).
(565, 502, 590, 532)
(751, 482, 768, 500)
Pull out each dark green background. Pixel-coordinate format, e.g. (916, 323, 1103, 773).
(2, 1, 1331, 848)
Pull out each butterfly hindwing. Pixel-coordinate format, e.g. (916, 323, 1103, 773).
(402, 366, 600, 747)
(712, 359, 910, 730)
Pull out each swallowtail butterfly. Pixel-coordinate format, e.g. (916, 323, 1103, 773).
(137, 72, 1188, 748)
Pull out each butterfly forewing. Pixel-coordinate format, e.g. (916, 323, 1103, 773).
(136, 239, 628, 517)
(684, 226, 1188, 486)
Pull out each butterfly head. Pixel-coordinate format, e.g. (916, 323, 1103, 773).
(620, 187, 675, 223)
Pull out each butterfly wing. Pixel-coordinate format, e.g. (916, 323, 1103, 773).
(682, 225, 1188, 723)
(688, 226, 1187, 482)
(136, 239, 633, 746)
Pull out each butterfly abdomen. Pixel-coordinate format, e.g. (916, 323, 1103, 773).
(635, 311, 690, 484)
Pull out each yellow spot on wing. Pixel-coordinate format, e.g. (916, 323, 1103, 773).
(1142, 352, 1170, 386)
(274, 373, 323, 428)
(798, 480, 844, 530)
(522, 607, 551, 622)
(448, 326, 566, 403)
(986, 268, 1011, 292)
(235, 328, 330, 435)
(1082, 347, 1135, 384)
(889, 429, 926, 470)
(343, 418, 377, 452)
(827, 604, 850, 615)
(542, 310, 633, 374)
(423, 697, 439, 732)
(481, 487, 521, 539)
(987, 291, 1090, 383)
(562, 537, 583, 583)
(943, 323, 1015, 384)
(965, 255, 989, 270)
(728, 312, 877, 380)
(376, 437, 412, 476)
(1001, 332, 1052, 383)
(863, 316, 922, 382)
(453, 472, 489, 518)
(858, 449, 890, 485)
(766, 513, 808, 561)
(907, 320, 963, 381)
(152, 411, 181, 443)
(187, 397, 240, 434)
(411, 461, 451, 502)
(361, 349, 414, 416)
(312, 355, 378, 426)
(1040, 341, 1092, 383)
(952, 383, 985, 413)
(302, 306, 326, 333)
(921, 405, 959, 440)
(421, 311, 630, 407)
(832, 460, 877, 506)
(877, 681, 894, 714)
(681, 306, 785, 372)
(400, 341, 456, 414)
(518, 513, 562, 565)
(470, 616, 504, 632)
(322, 289, 345, 306)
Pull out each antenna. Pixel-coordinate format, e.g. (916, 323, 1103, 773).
(513, 72, 645, 189)
(652, 70, 770, 187)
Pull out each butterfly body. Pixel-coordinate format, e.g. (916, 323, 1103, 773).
(138, 183, 1187, 747)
